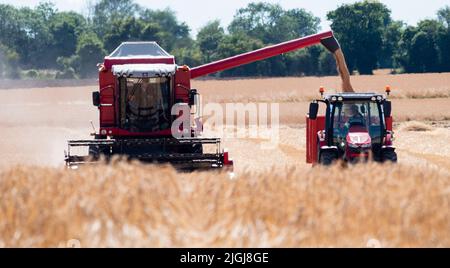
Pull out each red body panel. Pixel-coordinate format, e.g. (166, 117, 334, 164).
(98, 127, 172, 137)
(306, 116, 325, 164)
(385, 116, 393, 131)
(174, 68, 191, 103)
(190, 31, 334, 79)
(99, 71, 116, 127)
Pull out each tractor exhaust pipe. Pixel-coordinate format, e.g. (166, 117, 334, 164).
(321, 36, 354, 93)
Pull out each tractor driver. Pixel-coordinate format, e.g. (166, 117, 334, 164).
(345, 104, 365, 128)
(349, 104, 363, 119)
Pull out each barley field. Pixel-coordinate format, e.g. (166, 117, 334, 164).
(1, 162, 449, 247)
(0, 73, 449, 247)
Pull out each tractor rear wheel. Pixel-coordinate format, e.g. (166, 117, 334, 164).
(319, 151, 337, 166)
(382, 149, 397, 163)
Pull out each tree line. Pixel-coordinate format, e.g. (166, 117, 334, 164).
(0, 0, 449, 79)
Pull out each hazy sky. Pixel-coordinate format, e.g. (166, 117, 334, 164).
(1, 0, 449, 35)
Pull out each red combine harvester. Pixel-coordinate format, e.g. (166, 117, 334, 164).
(65, 31, 355, 169)
(306, 88, 397, 165)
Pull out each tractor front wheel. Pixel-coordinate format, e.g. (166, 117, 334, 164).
(382, 149, 397, 163)
(319, 151, 337, 166)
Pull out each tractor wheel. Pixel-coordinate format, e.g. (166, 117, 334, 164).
(382, 149, 397, 163)
(319, 151, 337, 166)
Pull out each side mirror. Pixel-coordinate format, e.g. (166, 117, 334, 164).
(383, 101, 392, 117)
(188, 89, 198, 106)
(92, 91, 100, 107)
(309, 102, 319, 120)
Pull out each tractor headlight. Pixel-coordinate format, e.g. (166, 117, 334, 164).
(331, 96, 337, 102)
(338, 97, 343, 101)
(371, 97, 376, 101)
(377, 96, 382, 101)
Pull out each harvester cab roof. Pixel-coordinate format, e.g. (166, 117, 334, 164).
(105, 42, 178, 78)
(107, 42, 171, 58)
(323, 92, 386, 102)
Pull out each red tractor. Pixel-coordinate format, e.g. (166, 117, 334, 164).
(65, 31, 354, 170)
(306, 89, 397, 165)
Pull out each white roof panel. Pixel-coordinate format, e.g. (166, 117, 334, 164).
(112, 64, 177, 77)
(108, 42, 171, 58)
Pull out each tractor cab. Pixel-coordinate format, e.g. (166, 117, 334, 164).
(306, 91, 397, 165)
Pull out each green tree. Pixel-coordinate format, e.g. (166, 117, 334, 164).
(92, 0, 138, 37)
(437, 6, 450, 71)
(50, 12, 87, 58)
(0, 4, 25, 50)
(140, 8, 191, 51)
(0, 43, 20, 78)
(438, 6, 450, 27)
(380, 20, 404, 68)
(197, 20, 225, 63)
(318, 49, 338, 76)
(397, 20, 445, 73)
(15, 3, 57, 68)
(216, 32, 265, 77)
(171, 46, 202, 67)
(221, 2, 321, 77)
(140, 23, 164, 44)
(229, 2, 319, 44)
(103, 17, 144, 52)
(74, 32, 106, 78)
(327, 1, 392, 74)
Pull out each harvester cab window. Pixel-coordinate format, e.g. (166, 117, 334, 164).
(120, 77, 171, 132)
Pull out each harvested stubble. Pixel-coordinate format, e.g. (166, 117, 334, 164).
(401, 121, 434, 132)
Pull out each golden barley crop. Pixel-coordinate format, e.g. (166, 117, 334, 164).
(1, 75, 450, 247)
(0, 161, 449, 248)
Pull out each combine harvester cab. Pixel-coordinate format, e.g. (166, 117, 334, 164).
(65, 42, 233, 170)
(306, 87, 397, 165)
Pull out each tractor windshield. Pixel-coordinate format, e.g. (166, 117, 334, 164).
(331, 101, 383, 144)
(119, 77, 171, 132)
